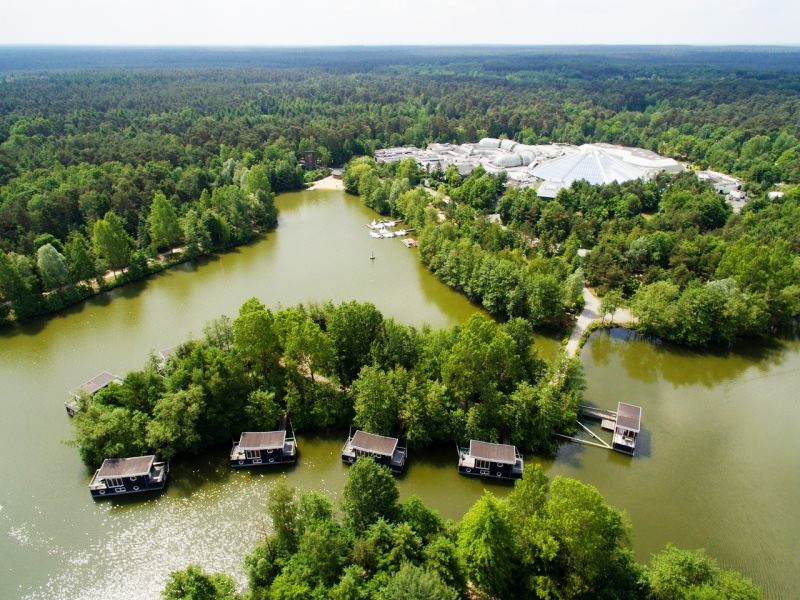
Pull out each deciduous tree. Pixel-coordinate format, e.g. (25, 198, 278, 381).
(341, 458, 399, 532)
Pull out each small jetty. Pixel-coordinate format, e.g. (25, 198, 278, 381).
(556, 402, 642, 456)
(230, 428, 297, 467)
(66, 371, 122, 416)
(342, 429, 407, 474)
(458, 440, 523, 480)
(366, 219, 413, 239)
(89, 455, 168, 499)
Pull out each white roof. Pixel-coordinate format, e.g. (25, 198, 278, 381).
(530, 146, 646, 187)
(537, 180, 567, 199)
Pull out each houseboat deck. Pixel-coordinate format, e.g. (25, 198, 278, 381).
(342, 430, 407, 473)
(458, 440, 523, 480)
(558, 403, 643, 456)
(230, 430, 297, 467)
(612, 402, 641, 455)
(89, 455, 168, 499)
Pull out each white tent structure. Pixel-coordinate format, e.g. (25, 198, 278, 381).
(530, 145, 646, 187)
(529, 143, 682, 198)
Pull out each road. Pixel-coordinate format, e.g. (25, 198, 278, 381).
(564, 287, 636, 357)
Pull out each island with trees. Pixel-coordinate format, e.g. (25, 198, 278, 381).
(72, 298, 582, 467)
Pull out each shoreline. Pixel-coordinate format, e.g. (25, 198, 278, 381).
(306, 175, 344, 191)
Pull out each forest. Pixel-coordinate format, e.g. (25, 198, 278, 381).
(343, 151, 799, 347)
(161, 460, 760, 599)
(1, 46, 799, 340)
(2, 47, 787, 598)
(72, 298, 582, 468)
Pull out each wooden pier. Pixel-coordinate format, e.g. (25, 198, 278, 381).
(580, 404, 618, 422)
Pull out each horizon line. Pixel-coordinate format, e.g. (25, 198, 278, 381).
(2, 43, 800, 49)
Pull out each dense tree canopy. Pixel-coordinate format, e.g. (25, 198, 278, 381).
(73, 299, 582, 468)
(170, 460, 759, 599)
(344, 147, 799, 348)
(3, 47, 799, 337)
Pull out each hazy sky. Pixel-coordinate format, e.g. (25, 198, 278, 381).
(2, 0, 798, 46)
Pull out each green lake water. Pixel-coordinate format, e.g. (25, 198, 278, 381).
(0, 189, 797, 598)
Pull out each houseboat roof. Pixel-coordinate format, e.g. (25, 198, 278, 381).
(468, 440, 518, 465)
(238, 431, 286, 450)
(72, 371, 121, 397)
(157, 345, 180, 361)
(97, 455, 156, 478)
(350, 430, 398, 457)
(616, 402, 642, 432)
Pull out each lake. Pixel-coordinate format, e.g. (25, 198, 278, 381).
(0, 189, 796, 598)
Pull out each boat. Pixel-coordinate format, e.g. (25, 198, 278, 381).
(368, 219, 400, 230)
(89, 455, 168, 499)
(612, 402, 641, 455)
(342, 429, 407, 474)
(230, 429, 297, 467)
(457, 440, 523, 480)
(66, 371, 122, 416)
(369, 230, 382, 238)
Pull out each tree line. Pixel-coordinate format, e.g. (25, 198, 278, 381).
(162, 460, 760, 599)
(3, 47, 800, 326)
(73, 299, 582, 468)
(0, 148, 302, 322)
(343, 155, 800, 347)
(2, 48, 799, 192)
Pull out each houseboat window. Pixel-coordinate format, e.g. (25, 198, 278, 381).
(475, 459, 490, 470)
(245, 449, 260, 460)
(105, 477, 123, 488)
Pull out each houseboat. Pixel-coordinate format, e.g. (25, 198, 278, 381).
(457, 440, 524, 480)
(156, 345, 180, 372)
(341, 430, 407, 474)
(612, 402, 641, 455)
(66, 371, 122, 416)
(230, 429, 297, 467)
(89, 455, 168, 499)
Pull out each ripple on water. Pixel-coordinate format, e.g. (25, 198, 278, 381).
(23, 477, 276, 600)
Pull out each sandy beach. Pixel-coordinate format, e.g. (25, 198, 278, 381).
(307, 175, 344, 191)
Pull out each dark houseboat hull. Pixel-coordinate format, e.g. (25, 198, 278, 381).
(341, 452, 405, 474)
(458, 465, 522, 480)
(89, 459, 168, 500)
(90, 480, 167, 499)
(230, 434, 297, 468)
(230, 454, 296, 468)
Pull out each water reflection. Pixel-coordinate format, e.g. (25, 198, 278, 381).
(591, 328, 791, 388)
